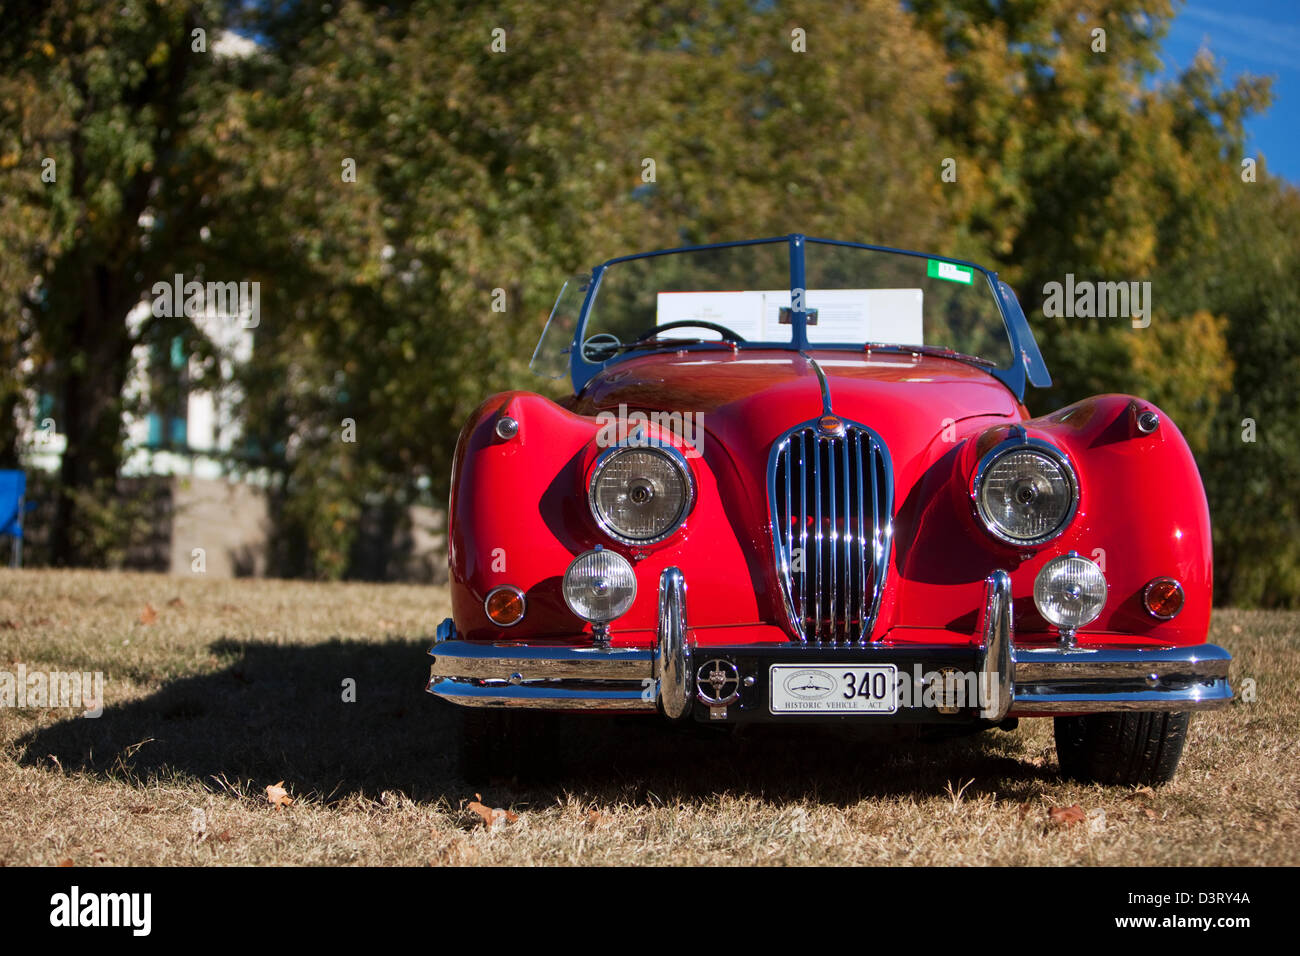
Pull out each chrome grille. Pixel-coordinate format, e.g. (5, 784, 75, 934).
(768, 421, 893, 644)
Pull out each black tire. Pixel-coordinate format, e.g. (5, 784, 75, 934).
(457, 707, 561, 784)
(1054, 711, 1192, 786)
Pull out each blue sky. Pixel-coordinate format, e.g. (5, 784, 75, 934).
(1161, 0, 1300, 182)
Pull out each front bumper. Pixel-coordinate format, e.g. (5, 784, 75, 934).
(426, 569, 1233, 721)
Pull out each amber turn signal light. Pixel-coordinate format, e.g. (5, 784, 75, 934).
(1143, 577, 1184, 620)
(484, 586, 526, 627)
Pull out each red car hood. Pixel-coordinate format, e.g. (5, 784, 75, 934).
(567, 349, 1024, 474)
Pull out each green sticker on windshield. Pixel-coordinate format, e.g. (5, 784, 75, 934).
(927, 259, 974, 284)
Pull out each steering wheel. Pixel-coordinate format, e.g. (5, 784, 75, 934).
(580, 332, 623, 361)
(630, 320, 747, 344)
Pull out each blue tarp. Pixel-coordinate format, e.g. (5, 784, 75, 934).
(0, 470, 26, 539)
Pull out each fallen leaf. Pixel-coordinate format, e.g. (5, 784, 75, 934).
(58, 858, 74, 867)
(1127, 786, 1156, 801)
(216, 829, 235, 843)
(266, 781, 293, 808)
(467, 794, 517, 829)
(166, 597, 185, 609)
(1048, 804, 1087, 829)
(585, 810, 604, 830)
(139, 604, 157, 625)
(1143, 808, 1159, 821)
(466, 800, 495, 827)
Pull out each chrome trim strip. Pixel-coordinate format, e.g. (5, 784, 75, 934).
(798, 431, 808, 639)
(1010, 642, 1232, 714)
(975, 570, 1014, 721)
(655, 567, 692, 718)
(855, 432, 867, 643)
(828, 429, 837, 638)
(813, 431, 823, 641)
(429, 640, 653, 682)
(1010, 691, 1231, 713)
(1012, 643, 1230, 682)
(427, 678, 656, 711)
(869, 436, 882, 634)
(838, 433, 849, 636)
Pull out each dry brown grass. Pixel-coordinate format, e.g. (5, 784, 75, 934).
(0, 568, 1296, 866)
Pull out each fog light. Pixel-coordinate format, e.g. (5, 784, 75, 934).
(1143, 577, 1184, 620)
(484, 585, 526, 627)
(1034, 553, 1106, 635)
(562, 547, 637, 623)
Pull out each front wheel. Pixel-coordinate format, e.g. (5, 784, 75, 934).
(1053, 711, 1192, 786)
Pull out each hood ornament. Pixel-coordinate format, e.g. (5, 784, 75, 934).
(804, 353, 841, 433)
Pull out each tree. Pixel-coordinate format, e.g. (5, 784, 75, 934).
(0, 0, 242, 562)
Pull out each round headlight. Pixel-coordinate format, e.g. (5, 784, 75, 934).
(562, 548, 637, 623)
(1034, 553, 1107, 631)
(588, 445, 693, 544)
(974, 444, 1078, 545)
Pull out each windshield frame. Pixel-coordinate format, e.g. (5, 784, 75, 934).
(560, 234, 1049, 399)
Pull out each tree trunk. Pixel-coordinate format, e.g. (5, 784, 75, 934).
(49, 262, 134, 566)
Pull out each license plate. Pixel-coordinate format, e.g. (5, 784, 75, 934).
(769, 664, 898, 714)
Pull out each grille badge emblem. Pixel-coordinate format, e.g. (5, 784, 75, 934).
(695, 659, 740, 719)
(818, 415, 845, 436)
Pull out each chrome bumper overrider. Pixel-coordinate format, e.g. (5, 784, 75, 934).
(426, 569, 1233, 717)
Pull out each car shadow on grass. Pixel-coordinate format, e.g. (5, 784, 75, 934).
(16, 637, 1059, 808)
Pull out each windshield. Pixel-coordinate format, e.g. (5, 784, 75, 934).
(531, 237, 1016, 381)
(802, 241, 1013, 366)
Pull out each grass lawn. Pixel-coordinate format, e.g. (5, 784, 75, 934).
(0, 568, 1295, 865)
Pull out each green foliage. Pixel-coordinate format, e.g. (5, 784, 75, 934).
(0, 0, 238, 562)
(1, 0, 1296, 599)
(1191, 183, 1300, 606)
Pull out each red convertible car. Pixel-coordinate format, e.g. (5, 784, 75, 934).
(428, 236, 1231, 785)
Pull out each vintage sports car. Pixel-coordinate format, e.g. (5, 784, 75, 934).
(428, 235, 1231, 785)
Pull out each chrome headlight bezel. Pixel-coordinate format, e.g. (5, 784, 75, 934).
(587, 441, 695, 546)
(972, 437, 1079, 547)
